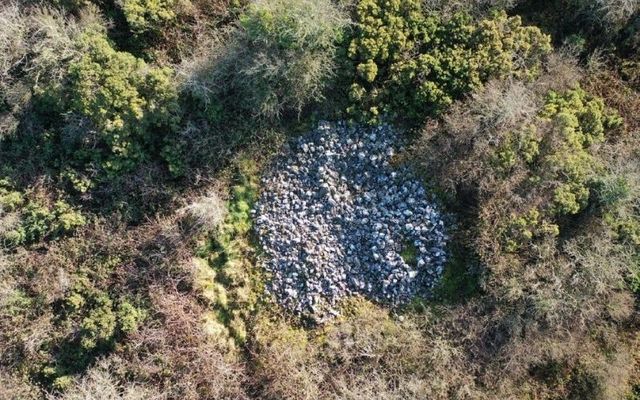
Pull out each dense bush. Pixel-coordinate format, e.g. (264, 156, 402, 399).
(413, 54, 638, 398)
(181, 0, 347, 121)
(234, 0, 347, 118)
(62, 278, 145, 353)
(119, 0, 177, 35)
(65, 31, 180, 173)
(0, 181, 85, 247)
(0, 5, 98, 138)
(539, 88, 622, 213)
(479, 86, 623, 250)
(510, 0, 640, 55)
(346, 0, 552, 123)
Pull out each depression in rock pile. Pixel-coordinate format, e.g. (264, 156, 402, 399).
(253, 122, 448, 319)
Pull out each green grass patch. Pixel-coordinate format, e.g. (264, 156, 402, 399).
(195, 157, 262, 347)
(433, 243, 482, 304)
(400, 240, 418, 268)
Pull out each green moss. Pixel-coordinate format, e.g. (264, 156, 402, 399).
(605, 214, 640, 248)
(78, 292, 117, 350)
(399, 241, 418, 267)
(60, 169, 93, 194)
(433, 245, 481, 303)
(492, 146, 518, 172)
(195, 158, 262, 347)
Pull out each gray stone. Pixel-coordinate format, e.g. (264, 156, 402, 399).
(253, 121, 448, 321)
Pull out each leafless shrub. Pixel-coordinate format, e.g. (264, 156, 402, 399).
(457, 78, 537, 137)
(123, 289, 249, 400)
(595, 0, 640, 26)
(416, 77, 538, 195)
(0, 369, 40, 400)
(0, 4, 28, 85)
(176, 33, 227, 110)
(0, 3, 100, 85)
(179, 188, 227, 233)
(251, 300, 482, 400)
(535, 49, 583, 93)
(47, 358, 164, 400)
(0, 3, 104, 138)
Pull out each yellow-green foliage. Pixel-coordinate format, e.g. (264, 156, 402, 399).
(347, 2, 551, 123)
(539, 87, 623, 216)
(67, 31, 180, 173)
(491, 125, 540, 172)
(196, 159, 260, 347)
(0, 182, 24, 212)
(121, 0, 177, 35)
(65, 277, 146, 350)
(611, 217, 640, 246)
(504, 209, 559, 252)
(495, 87, 622, 250)
(0, 181, 85, 246)
(40, 254, 147, 387)
(9, 201, 85, 245)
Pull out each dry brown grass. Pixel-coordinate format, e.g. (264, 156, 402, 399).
(178, 187, 227, 233)
(47, 358, 165, 400)
(250, 299, 483, 400)
(121, 289, 249, 400)
(0, 370, 40, 400)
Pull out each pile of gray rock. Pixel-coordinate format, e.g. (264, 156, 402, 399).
(253, 122, 447, 320)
